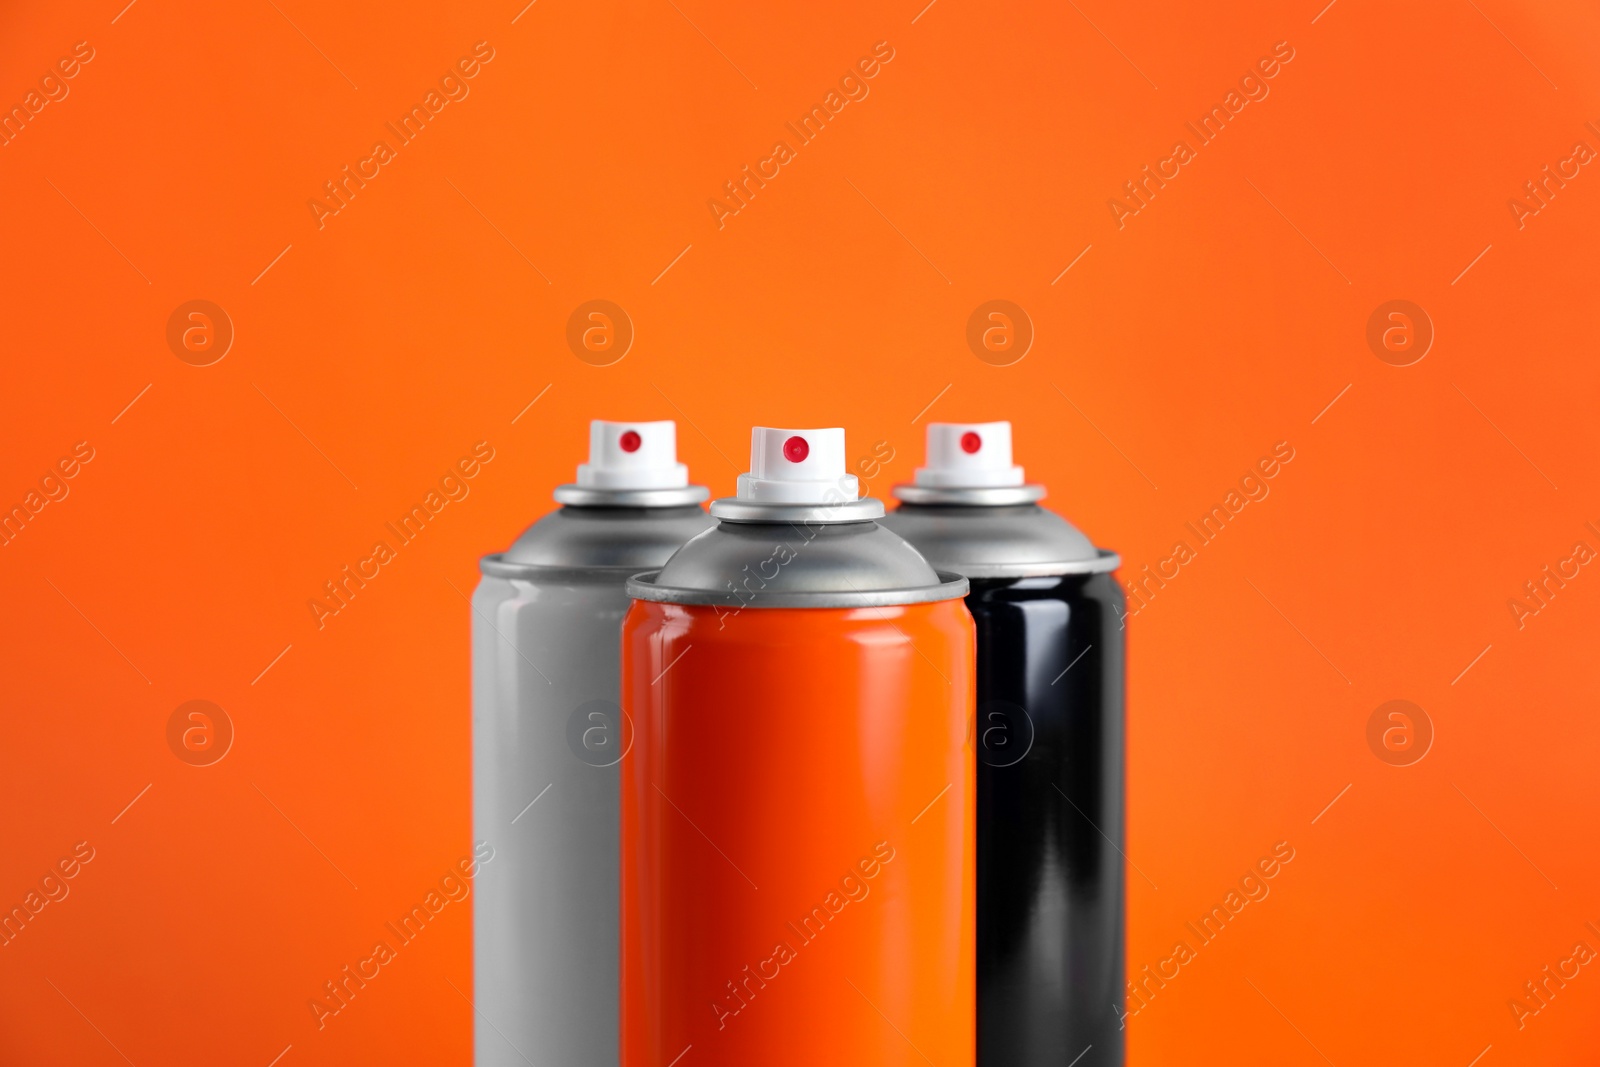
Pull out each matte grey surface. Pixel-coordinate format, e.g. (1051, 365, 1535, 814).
(632, 513, 966, 607)
(472, 501, 712, 1067)
(881, 498, 1120, 578)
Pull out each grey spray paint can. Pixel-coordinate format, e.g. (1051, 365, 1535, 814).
(472, 420, 713, 1067)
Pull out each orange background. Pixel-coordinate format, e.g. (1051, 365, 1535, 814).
(2, 1, 1597, 1065)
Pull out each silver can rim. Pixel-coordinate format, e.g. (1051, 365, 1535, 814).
(890, 483, 1047, 506)
(552, 484, 710, 507)
(957, 548, 1122, 578)
(627, 568, 970, 607)
(709, 496, 886, 524)
(480, 553, 648, 581)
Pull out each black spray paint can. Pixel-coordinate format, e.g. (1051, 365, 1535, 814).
(880, 421, 1126, 1067)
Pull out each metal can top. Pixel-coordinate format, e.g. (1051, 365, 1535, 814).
(479, 419, 714, 579)
(879, 421, 1119, 578)
(481, 501, 715, 579)
(627, 425, 967, 607)
(627, 516, 968, 608)
(880, 500, 1118, 578)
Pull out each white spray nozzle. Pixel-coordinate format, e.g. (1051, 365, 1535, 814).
(736, 427, 859, 504)
(914, 422, 1025, 488)
(575, 420, 689, 490)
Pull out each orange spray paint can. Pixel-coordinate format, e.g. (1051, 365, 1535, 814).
(621, 427, 976, 1067)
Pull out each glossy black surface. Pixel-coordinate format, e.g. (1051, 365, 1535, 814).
(970, 572, 1125, 1067)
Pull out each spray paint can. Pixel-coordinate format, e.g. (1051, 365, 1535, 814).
(880, 422, 1126, 1067)
(473, 420, 713, 1067)
(620, 426, 976, 1067)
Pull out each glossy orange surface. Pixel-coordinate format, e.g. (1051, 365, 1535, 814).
(620, 598, 976, 1066)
